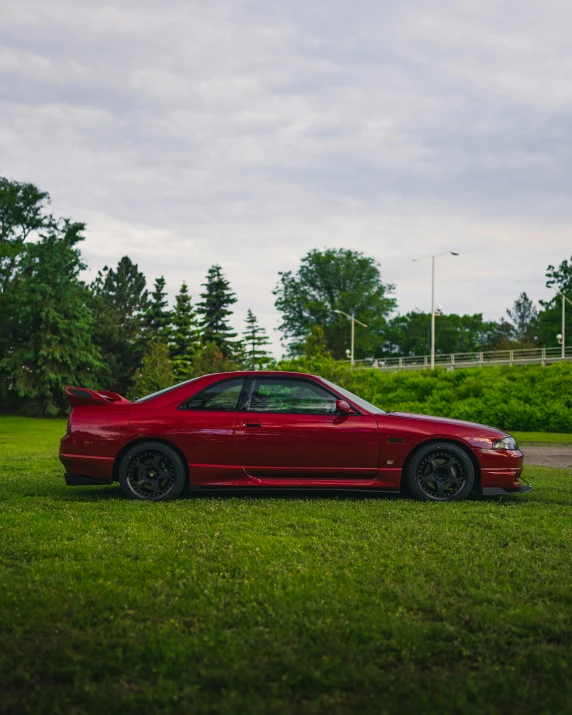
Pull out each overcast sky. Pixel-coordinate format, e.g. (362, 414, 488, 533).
(2, 0, 571, 354)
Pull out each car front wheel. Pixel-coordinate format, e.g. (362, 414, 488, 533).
(118, 442, 187, 501)
(404, 442, 474, 502)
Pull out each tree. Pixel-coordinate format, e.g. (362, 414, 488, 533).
(0, 178, 52, 365)
(0, 177, 50, 293)
(190, 342, 238, 377)
(506, 292, 539, 347)
(145, 276, 171, 342)
(196, 265, 239, 358)
(242, 309, 272, 370)
(1, 220, 101, 415)
(170, 282, 200, 379)
(484, 319, 515, 350)
(302, 325, 331, 358)
(274, 248, 396, 359)
(385, 311, 501, 356)
(90, 256, 149, 394)
(539, 258, 572, 347)
(129, 341, 174, 400)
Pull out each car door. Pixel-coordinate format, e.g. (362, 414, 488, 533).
(173, 377, 245, 484)
(234, 376, 380, 478)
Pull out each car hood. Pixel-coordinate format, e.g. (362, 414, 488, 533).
(387, 412, 508, 439)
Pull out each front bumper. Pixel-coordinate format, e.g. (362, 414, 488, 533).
(481, 485, 533, 495)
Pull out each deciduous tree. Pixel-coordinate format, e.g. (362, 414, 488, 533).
(274, 248, 396, 359)
(539, 258, 572, 348)
(129, 341, 174, 400)
(0, 177, 50, 292)
(506, 292, 539, 347)
(190, 342, 237, 377)
(1, 220, 101, 415)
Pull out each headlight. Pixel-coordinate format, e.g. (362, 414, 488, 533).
(492, 436, 518, 450)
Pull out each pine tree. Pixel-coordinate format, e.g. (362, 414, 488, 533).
(129, 341, 174, 400)
(170, 282, 199, 379)
(90, 256, 148, 394)
(145, 276, 171, 342)
(2, 220, 102, 415)
(242, 309, 271, 370)
(196, 265, 238, 358)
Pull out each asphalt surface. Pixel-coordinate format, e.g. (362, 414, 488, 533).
(521, 445, 572, 469)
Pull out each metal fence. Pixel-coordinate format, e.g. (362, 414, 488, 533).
(353, 346, 572, 371)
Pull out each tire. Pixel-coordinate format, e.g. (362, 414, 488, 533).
(404, 442, 474, 502)
(118, 441, 187, 501)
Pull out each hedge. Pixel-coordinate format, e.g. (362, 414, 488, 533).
(278, 358, 572, 433)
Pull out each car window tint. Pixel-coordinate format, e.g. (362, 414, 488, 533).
(183, 378, 244, 411)
(248, 379, 337, 414)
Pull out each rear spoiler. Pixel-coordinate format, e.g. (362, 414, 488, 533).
(66, 387, 131, 407)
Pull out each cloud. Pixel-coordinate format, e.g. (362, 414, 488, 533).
(1, 0, 571, 354)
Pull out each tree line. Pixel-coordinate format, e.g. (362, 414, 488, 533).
(1, 176, 570, 415)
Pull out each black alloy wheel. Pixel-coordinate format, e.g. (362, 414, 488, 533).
(119, 441, 187, 501)
(404, 442, 475, 502)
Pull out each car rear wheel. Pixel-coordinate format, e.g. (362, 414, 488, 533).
(404, 442, 474, 502)
(118, 442, 187, 501)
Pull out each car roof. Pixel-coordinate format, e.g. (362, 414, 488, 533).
(208, 370, 319, 379)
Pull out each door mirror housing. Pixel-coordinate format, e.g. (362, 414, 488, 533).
(336, 399, 352, 414)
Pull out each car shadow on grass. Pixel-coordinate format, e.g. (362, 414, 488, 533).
(60, 484, 531, 505)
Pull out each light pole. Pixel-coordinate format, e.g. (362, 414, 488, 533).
(413, 252, 459, 369)
(553, 289, 572, 359)
(334, 310, 368, 366)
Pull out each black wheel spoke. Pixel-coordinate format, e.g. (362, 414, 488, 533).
(416, 450, 467, 500)
(150, 455, 163, 470)
(127, 449, 176, 499)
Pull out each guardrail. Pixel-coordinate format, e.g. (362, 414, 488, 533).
(353, 346, 572, 371)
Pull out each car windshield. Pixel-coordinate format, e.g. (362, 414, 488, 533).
(135, 377, 200, 403)
(320, 378, 385, 414)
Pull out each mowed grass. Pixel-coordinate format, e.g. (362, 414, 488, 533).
(0, 417, 571, 715)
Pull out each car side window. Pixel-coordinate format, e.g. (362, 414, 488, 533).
(247, 378, 337, 414)
(182, 378, 244, 411)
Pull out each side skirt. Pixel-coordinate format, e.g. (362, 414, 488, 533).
(64, 472, 111, 487)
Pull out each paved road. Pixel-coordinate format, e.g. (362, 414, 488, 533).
(521, 445, 572, 469)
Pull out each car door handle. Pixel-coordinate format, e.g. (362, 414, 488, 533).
(242, 422, 262, 428)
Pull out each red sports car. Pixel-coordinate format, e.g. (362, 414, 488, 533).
(59, 370, 529, 502)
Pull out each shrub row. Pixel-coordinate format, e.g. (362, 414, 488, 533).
(278, 358, 572, 433)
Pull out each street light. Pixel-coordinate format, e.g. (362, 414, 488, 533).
(334, 310, 368, 366)
(552, 289, 572, 359)
(413, 252, 459, 369)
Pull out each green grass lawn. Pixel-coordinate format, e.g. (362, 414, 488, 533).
(1, 417, 571, 715)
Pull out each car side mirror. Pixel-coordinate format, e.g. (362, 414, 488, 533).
(336, 399, 352, 414)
